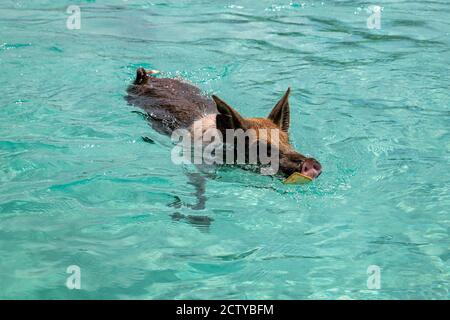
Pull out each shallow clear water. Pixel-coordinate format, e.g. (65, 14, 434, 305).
(1, 0, 449, 299)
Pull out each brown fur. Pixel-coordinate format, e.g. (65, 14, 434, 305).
(245, 118, 292, 153)
(126, 68, 216, 134)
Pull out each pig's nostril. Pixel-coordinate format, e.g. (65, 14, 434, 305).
(313, 163, 321, 171)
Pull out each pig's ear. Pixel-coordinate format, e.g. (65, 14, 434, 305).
(268, 87, 290, 133)
(134, 67, 149, 85)
(212, 95, 247, 131)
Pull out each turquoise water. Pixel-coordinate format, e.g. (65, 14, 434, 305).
(1, 0, 449, 299)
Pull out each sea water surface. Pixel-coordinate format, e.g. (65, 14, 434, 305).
(0, 0, 449, 299)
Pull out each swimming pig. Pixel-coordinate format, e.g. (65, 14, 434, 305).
(126, 67, 321, 180)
